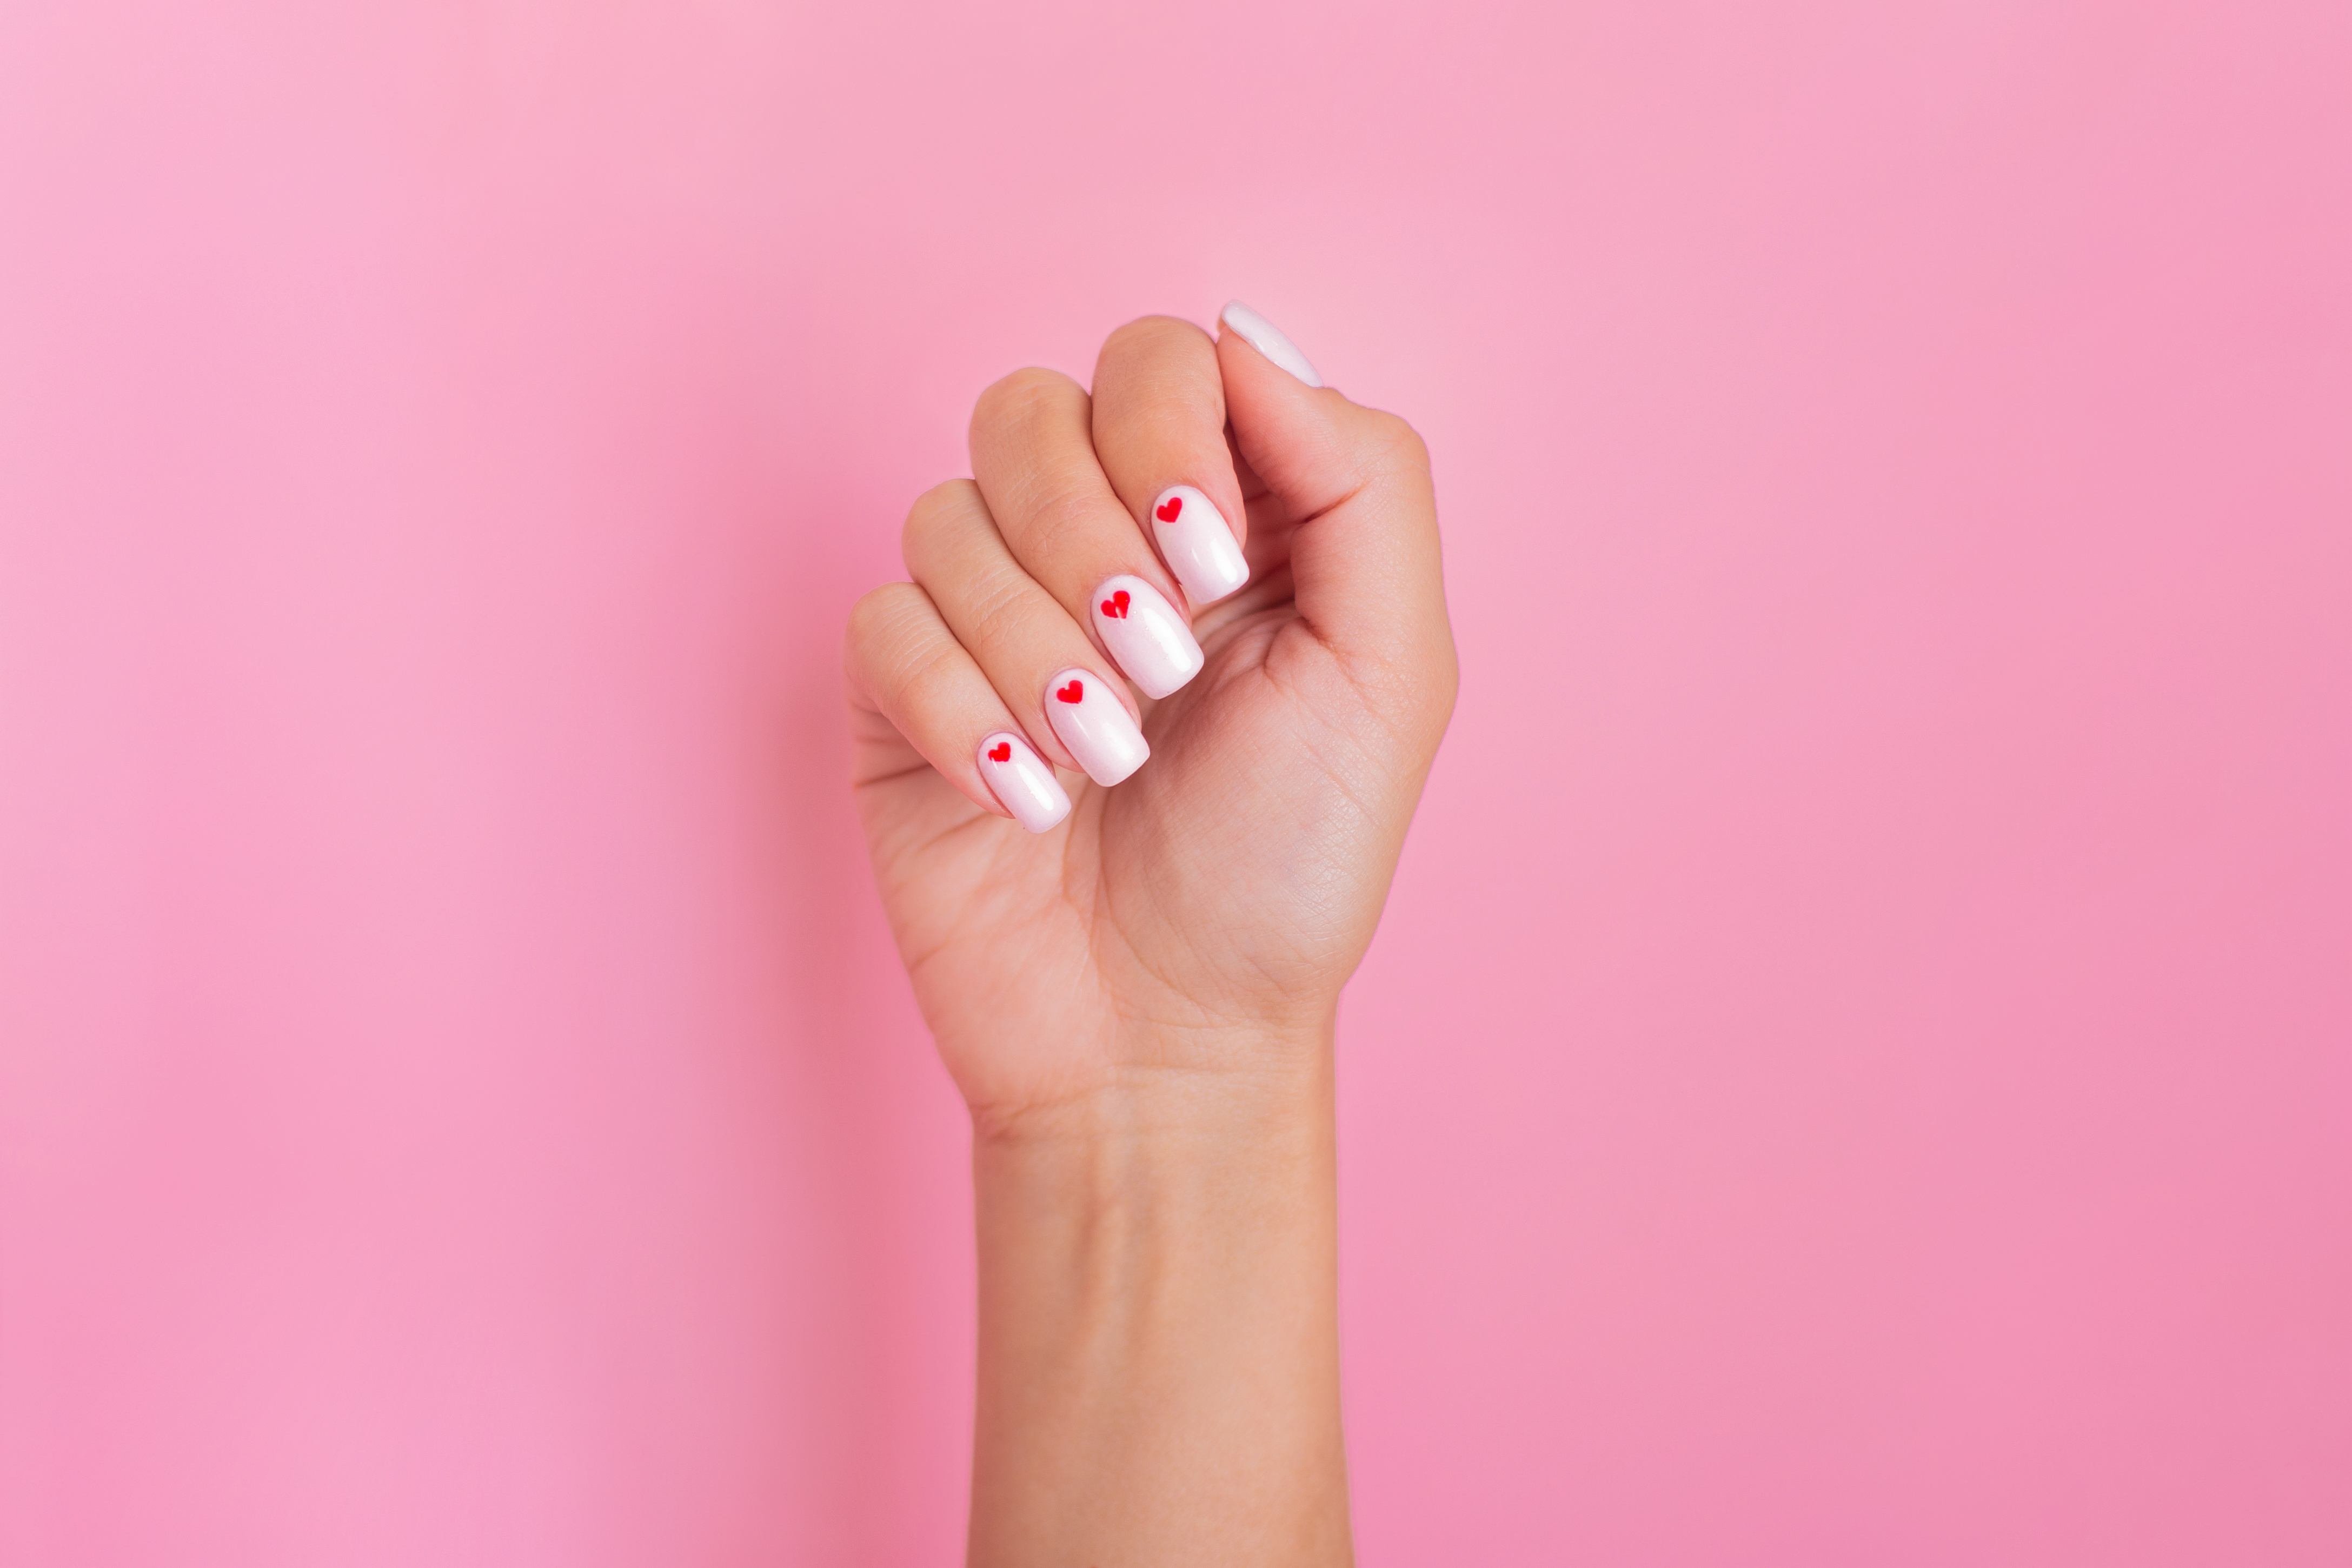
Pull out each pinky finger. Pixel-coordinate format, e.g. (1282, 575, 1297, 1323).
(844, 581, 1073, 833)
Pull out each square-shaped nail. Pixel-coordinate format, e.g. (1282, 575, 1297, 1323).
(1091, 574, 1205, 699)
(1042, 669, 1148, 786)
(976, 731, 1071, 832)
(1148, 487, 1251, 606)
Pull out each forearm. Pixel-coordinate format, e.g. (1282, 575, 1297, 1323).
(967, 1038, 1352, 1567)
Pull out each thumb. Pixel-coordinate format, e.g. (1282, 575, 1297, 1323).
(1217, 302, 1455, 701)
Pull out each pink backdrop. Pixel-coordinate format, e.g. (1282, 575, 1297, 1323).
(4, 1, 2348, 1562)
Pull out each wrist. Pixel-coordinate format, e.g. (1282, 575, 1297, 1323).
(972, 1032, 1338, 1281)
(968, 1017, 1337, 1155)
(971, 1042, 1337, 1265)
(966, 1024, 1352, 1562)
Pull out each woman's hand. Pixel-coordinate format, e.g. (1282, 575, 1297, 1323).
(846, 305, 1455, 1129)
(843, 304, 1455, 1566)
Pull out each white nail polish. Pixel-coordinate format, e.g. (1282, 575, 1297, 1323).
(1089, 574, 1205, 699)
(1042, 669, 1149, 786)
(1220, 300, 1323, 388)
(1148, 486, 1251, 605)
(976, 731, 1071, 833)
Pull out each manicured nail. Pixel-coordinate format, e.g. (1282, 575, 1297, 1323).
(1089, 575, 1205, 699)
(1220, 301, 1323, 388)
(976, 731, 1071, 833)
(1043, 669, 1149, 786)
(1148, 486, 1251, 605)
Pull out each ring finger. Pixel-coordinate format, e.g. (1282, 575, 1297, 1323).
(901, 479, 1152, 788)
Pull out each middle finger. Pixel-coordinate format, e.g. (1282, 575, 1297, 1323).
(901, 480, 1150, 788)
(968, 368, 1205, 701)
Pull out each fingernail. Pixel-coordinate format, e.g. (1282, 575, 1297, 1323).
(1220, 301, 1323, 388)
(1148, 486, 1251, 605)
(976, 731, 1071, 833)
(1042, 669, 1149, 786)
(1089, 575, 1205, 699)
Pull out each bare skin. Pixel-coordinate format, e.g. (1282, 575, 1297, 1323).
(843, 308, 1457, 1566)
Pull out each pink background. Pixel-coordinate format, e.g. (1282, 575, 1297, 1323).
(4, 1, 2348, 1562)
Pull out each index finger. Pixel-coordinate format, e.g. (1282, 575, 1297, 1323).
(1089, 316, 1254, 606)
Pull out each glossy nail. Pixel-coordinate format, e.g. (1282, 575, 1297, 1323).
(976, 731, 1071, 833)
(1042, 669, 1149, 786)
(1089, 574, 1205, 699)
(1148, 486, 1251, 605)
(1219, 300, 1323, 388)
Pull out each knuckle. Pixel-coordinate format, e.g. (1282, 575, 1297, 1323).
(1097, 316, 1222, 422)
(846, 581, 913, 640)
(1101, 314, 1211, 363)
(955, 567, 1038, 652)
(895, 635, 997, 733)
(973, 366, 1082, 435)
(896, 636, 965, 709)
(843, 581, 927, 677)
(1016, 479, 1099, 554)
(901, 479, 981, 569)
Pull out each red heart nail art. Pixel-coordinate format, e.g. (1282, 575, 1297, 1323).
(1100, 589, 1131, 619)
(1055, 679, 1084, 703)
(988, 741, 1012, 762)
(1155, 495, 1183, 523)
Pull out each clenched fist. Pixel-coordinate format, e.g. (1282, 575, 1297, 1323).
(846, 303, 1456, 1127)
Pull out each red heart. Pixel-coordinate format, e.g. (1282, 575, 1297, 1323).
(1055, 679, 1084, 703)
(988, 741, 1012, 762)
(1101, 589, 1131, 619)
(1155, 495, 1184, 523)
